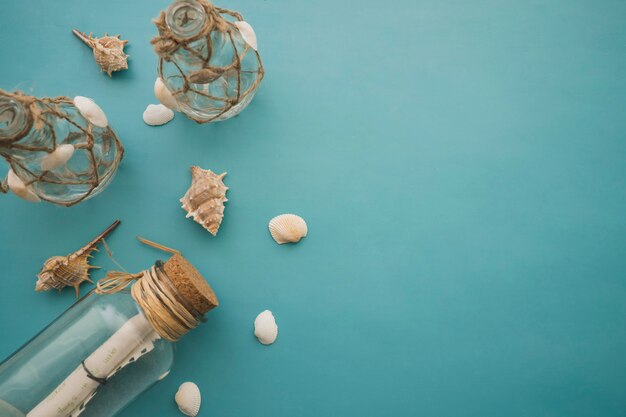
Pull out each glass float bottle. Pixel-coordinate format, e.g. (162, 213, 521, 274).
(0, 254, 219, 417)
(0, 90, 123, 206)
(152, 0, 264, 123)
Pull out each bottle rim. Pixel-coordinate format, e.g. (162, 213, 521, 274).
(0, 92, 33, 143)
(165, 0, 208, 39)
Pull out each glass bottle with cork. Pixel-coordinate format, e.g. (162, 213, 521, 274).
(0, 254, 218, 417)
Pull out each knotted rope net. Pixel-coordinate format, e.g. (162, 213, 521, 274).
(151, 0, 264, 123)
(0, 90, 123, 206)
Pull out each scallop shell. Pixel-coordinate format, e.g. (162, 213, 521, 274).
(154, 77, 178, 110)
(143, 104, 174, 126)
(175, 382, 201, 417)
(36, 220, 120, 298)
(254, 310, 278, 345)
(41, 144, 75, 171)
(7, 169, 40, 202)
(180, 166, 228, 236)
(73, 30, 129, 76)
(73, 96, 108, 128)
(234, 21, 258, 51)
(268, 214, 307, 244)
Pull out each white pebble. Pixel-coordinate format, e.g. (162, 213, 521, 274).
(254, 310, 278, 345)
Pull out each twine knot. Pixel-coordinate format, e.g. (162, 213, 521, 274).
(96, 264, 204, 342)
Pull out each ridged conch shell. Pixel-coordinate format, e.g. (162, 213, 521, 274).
(268, 214, 307, 244)
(234, 21, 258, 51)
(180, 166, 228, 236)
(154, 77, 178, 110)
(7, 168, 40, 202)
(73, 29, 129, 76)
(73, 96, 108, 128)
(41, 144, 75, 171)
(254, 310, 278, 345)
(143, 104, 174, 126)
(36, 220, 120, 297)
(175, 382, 201, 417)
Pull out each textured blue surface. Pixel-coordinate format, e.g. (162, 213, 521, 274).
(1, 0, 626, 416)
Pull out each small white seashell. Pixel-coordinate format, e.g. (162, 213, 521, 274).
(175, 382, 201, 417)
(154, 77, 178, 110)
(7, 169, 41, 203)
(143, 104, 174, 126)
(41, 144, 75, 171)
(234, 21, 258, 51)
(268, 214, 307, 244)
(254, 310, 278, 345)
(73, 96, 108, 128)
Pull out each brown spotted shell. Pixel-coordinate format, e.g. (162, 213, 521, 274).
(180, 166, 228, 236)
(35, 220, 120, 297)
(73, 30, 129, 76)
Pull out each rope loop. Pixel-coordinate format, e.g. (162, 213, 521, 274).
(96, 266, 203, 342)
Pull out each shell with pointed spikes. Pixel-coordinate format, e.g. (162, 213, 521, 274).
(73, 30, 129, 76)
(35, 220, 120, 298)
(180, 167, 228, 236)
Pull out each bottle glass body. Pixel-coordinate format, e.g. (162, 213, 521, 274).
(0, 93, 123, 206)
(0, 288, 173, 417)
(156, 0, 263, 122)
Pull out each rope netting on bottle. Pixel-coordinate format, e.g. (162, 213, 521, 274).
(151, 0, 264, 123)
(0, 90, 124, 206)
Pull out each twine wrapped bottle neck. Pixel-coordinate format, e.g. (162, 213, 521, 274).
(96, 263, 206, 342)
(152, 0, 243, 58)
(0, 91, 34, 144)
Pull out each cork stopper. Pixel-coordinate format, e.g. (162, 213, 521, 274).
(163, 253, 219, 315)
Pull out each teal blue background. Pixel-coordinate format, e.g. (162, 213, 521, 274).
(1, 0, 625, 416)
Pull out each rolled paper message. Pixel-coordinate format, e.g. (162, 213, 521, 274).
(27, 314, 159, 417)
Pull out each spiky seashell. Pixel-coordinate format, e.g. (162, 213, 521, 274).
(36, 220, 120, 298)
(41, 144, 75, 171)
(175, 382, 201, 417)
(268, 214, 307, 244)
(254, 310, 278, 345)
(73, 96, 108, 128)
(180, 166, 228, 236)
(154, 77, 178, 110)
(7, 169, 40, 202)
(73, 30, 129, 76)
(143, 104, 174, 126)
(234, 21, 258, 51)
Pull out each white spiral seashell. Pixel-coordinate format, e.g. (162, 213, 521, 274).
(143, 104, 174, 126)
(41, 144, 75, 171)
(73, 96, 108, 128)
(254, 310, 278, 345)
(175, 382, 201, 417)
(268, 214, 307, 244)
(7, 169, 40, 202)
(154, 77, 178, 110)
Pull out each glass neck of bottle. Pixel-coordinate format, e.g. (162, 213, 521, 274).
(0, 94, 31, 144)
(166, 0, 208, 39)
